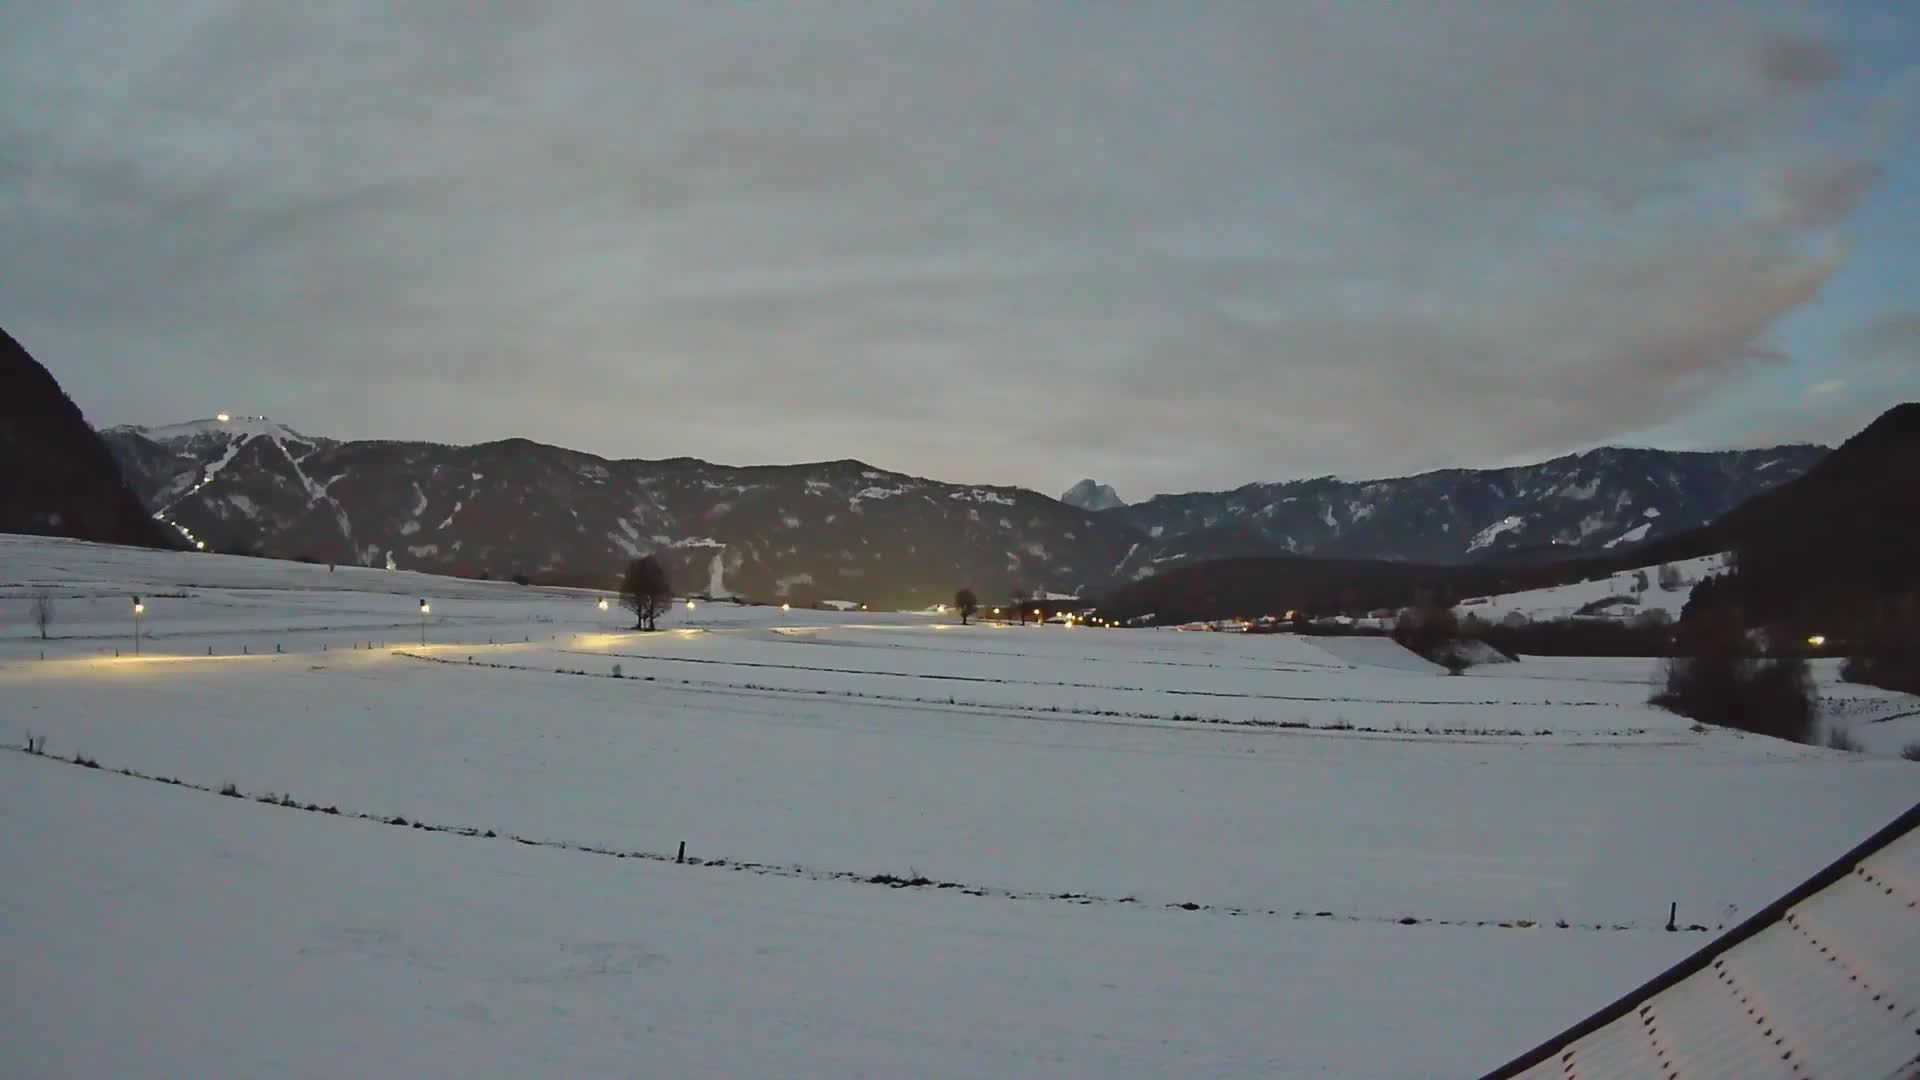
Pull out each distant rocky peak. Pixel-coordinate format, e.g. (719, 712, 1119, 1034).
(1061, 478, 1125, 511)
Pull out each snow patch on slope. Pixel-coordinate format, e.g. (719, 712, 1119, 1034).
(1467, 515, 1526, 553)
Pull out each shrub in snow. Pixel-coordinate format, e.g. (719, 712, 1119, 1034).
(1392, 603, 1458, 661)
(1902, 742, 1920, 762)
(1823, 727, 1863, 753)
(30, 589, 53, 639)
(1652, 613, 1814, 744)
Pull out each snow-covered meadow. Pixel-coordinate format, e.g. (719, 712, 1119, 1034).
(3, 535, 1916, 1077)
(1454, 553, 1728, 624)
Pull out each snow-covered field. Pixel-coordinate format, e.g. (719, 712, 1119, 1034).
(3, 535, 1916, 1077)
(1456, 553, 1728, 623)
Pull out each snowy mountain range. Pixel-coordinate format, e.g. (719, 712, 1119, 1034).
(98, 417, 1823, 606)
(101, 418, 1126, 607)
(1103, 445, 1827, 580)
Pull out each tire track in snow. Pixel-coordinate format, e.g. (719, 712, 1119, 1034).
(557, 646, 1630, 709)
(403, 650, 1666, 741)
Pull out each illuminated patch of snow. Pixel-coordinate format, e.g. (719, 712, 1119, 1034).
(1603, 522, 1652, 549)
(1467, 514, 1526, 552)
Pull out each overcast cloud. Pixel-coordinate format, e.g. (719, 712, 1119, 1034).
(3, 2, 1915, 497)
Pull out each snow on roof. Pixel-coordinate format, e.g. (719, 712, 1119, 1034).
(1491, 803, 1920, 1079)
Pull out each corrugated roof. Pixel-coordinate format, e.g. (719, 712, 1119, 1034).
(1488, 803, 1920, 1080)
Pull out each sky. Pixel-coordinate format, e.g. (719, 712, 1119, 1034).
(3, 3, 1916, 499)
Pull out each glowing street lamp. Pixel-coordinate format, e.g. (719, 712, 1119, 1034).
(418, 598, 430, 645)
(686, 599, 698, 611)
(781, 603, 791, 612)
(597, 598, 609, 611)
(216, 413, 230, 423)
(1807, 634, 1827, 648)
(131, 595, 144, 655)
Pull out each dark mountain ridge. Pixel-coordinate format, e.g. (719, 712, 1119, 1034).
(0, 328, 175, 550)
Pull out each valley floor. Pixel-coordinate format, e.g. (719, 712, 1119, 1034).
(3, 535, 1915, 1077)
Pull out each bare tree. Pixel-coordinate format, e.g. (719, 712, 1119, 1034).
(954, 588, 978, 625)
(30, 590, 54, 640)
(1657, 563, 1683, 592)
(620, 555, 674, 631)
(1011, 589, 1030, 626)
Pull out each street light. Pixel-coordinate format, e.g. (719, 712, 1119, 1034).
(132, 596, 144, 655)
(419, 598, 430, 645)
(1807, 634, 1827, 648)
(686, 599, 698, 611)
(597, 598, 609, 611)
(781, 603, 791, 612)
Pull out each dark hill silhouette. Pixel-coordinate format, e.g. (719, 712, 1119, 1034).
(0, 327, 176, 549)
(1700, 403, 1919, 632)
